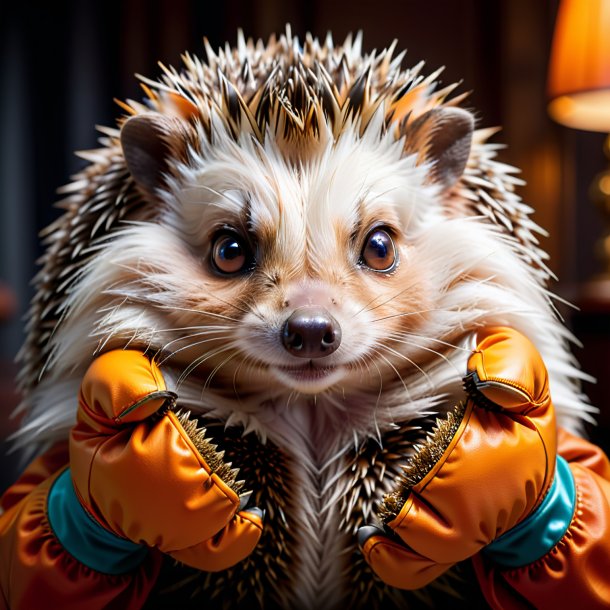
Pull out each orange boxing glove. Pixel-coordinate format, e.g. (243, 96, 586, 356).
(0, 350, 263, 610)
(66, 349, 263, 573)
(359, 327, 557, 590)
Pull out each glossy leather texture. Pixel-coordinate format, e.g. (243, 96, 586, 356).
(0, 465, 162, 610)
(472, 429, 610, 609)
(69, 350, 262, 571)
(483, 455, 575, 568)
(362, 327, 556, 589)
(48, 468, 150, 574)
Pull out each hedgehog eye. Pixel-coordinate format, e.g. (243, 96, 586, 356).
(360, 228, 397, 272)
(211, 232, 252, 275)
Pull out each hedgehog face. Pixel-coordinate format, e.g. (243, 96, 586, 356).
(93, 107, 475, 401)
(39, 105, 480, 416)
(172, 129, 438, 395)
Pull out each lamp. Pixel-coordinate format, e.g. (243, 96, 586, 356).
(547, 0, 610, 288)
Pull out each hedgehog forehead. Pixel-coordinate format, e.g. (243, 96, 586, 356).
(174, 120, 432, 250)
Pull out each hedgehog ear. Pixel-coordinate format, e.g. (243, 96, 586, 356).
(120, 113, 189, 198)
(403, 107, 474, 191)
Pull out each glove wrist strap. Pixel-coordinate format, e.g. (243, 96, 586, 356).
(484, 456, 576, 568)
(47, 468, 148, 574)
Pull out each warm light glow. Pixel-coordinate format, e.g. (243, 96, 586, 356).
(603, 235, 610, 258)
(548, 91, 610, 132)
(600, 175, 610, 196)
(547, 0, 610, 131)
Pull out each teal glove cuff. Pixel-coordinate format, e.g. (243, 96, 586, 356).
(47, 468, 148, 574)
(484, 456, 576, 568)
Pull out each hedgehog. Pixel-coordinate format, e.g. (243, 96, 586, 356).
(11, 27, 593, 609)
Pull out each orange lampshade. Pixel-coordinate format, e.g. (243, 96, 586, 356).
(547, 0, 610, 132)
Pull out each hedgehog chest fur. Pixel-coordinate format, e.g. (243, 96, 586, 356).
(145, 407, 480, 609)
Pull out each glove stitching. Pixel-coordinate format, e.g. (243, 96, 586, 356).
(380, 402, 469, 525)
(165, 411, 239, 507)
(390, 402, 475, 530)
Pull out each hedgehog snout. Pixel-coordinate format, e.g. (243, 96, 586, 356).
(281, 307, 341, 358)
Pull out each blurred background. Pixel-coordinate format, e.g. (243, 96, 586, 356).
(1, 0, 608, 491)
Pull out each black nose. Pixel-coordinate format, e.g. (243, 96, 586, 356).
(282, 307, 342, 358)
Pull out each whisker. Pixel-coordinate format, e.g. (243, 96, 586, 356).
(93, 297, 130, 352)
(395, 330, 470, 352)
(365, 353, 385, 447)
(384, 334, 462, 376)
(360, 277, 423, 315)
(94, 311, 149, 355)
(370, 347, 411, 399)
(151, 324, 233, 334)
(378, 343, 434, 391)
(159, 327, 231, 352)
(113, 266, 264, 322)
(123, 312, 148, 350)
(158, 334, 233, 366)
(204, 352, 240, 391)
(184, 184, 245, 209)
(286, 390, 299, 408)
(230, 351, 266, 404)
(203, 291, 264, 321)
(176, 342, 239, 387)
(371, 308, 446, 324)
(351, 293, 388, 320)
(158, 304, 242, 324)
(150, 325, 231, 362)
(231, 354, 250, 401)
(351, 276, 422, 319)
